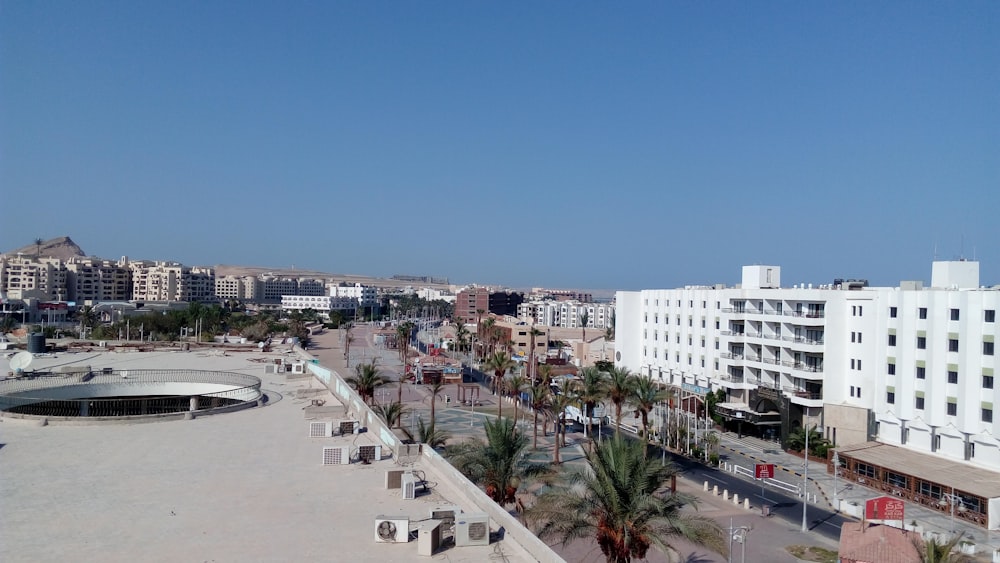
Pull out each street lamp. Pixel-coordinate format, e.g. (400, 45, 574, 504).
(939, 488, 966, 534)
(832, 451, 840, 512)
(801, 423, 821, 532)
(728, 518, 752, 563)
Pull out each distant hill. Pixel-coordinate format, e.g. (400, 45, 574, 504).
(3, 236, 86, 260)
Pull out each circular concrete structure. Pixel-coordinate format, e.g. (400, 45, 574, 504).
(0, 369, 263, 424)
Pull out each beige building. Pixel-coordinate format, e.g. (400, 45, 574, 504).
(64, 256, 131, 302)
(129, 261, 215, 302)
(0, 255, 69, 301)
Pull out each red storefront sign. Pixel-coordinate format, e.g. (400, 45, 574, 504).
(865, 496, 905, 520)
(754, 463, 775, 479)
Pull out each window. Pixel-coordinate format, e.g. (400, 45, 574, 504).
(715, 321, 720, 330)
(917, 366, 926, 379)
(917, 336, 926, 349)
(987, 310, 996, 323)
(856, 462, 876, 479)
(857, 387, 861, 398)
(884, 471, 908, 489)
(850, 385, 855, 396)
(984, 375, 994, 389)
(887, 391, 895, 404)
(951, 309, 960, 321)
(888, 334, 896, 346)
(851, 359, 855, 369)
(985, 341, 995, 356)
(948, 371, 958, 384)
(919, 307, 928, 319)
(984, 408, 994, 423)
(949, 339, 959, 352)
(947, 402, 957, 416)
(857, 359, 862, 370)
(888, 363, 896, 375)
(916, 396, 925, 409)
(890, 307, 898, 318)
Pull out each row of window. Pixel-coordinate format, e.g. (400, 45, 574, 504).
(890, 364, 994, 388)
(890, 307, 996, 322)
(888, 392, 993, 422)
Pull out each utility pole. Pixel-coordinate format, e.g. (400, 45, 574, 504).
(801, 424, 809, 532)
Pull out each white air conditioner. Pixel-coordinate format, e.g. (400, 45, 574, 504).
(321, 446, 349, 465)
(454, 513, 489, 547)
(401, 472, 416, 500)
(309, 421, 333, 438)
(358, 444, 382, 463)
(291, 362, 305, 374)
(428, 505, 462, 527)
(374, 516, 409, 543)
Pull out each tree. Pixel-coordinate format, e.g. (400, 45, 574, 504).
(374, 401, 406, 428)
(507, 371, 529, 425)
(786, 424, 828, 456)
(527, 382, 551, 450)
(396, 321, 414, 404)
(579, 310, 590, 343)
(576, 366, 609, 442)
(912, 534, 974, 563)
(426, 378, 446, 426)
(549, 379, 578, 464)
(404, 417, 450, 450)
(527, 435, 727, 563)
(345, 361, 386, 405)
(607, 366, 636, 435)
(343, 322, 354, 365)
(527, 326, 544, 383)
(484, 351, 515, 419)
(605, 310, 615, 340)
(631, 376, 672, 450)
(447, 417, 551, 506)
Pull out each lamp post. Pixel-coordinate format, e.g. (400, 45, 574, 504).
(832, 451, 840, 512)
(728, 518, 752, 563)
(939, 488, 965, 534)
(801, 423, 810, 532)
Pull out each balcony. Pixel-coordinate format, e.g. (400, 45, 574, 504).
(714, 374, 753, 390)
(784, 386, 824, 407)
(783, 310, 825, 319)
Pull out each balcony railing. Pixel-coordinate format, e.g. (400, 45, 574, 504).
(783, 386, 822, 400)
(783, 311, 825, 319)
(781, 336, 825, 345)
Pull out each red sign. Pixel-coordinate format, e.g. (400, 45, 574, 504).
(755, 463, 775, 479)
(865, 496, 905, 521)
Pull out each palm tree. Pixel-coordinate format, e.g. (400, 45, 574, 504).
(480, 316, 495, 360)
(342, 322, 354, 365)
(913, 533, 974, 562)
(787, 424, 828, 456)
(507, 371, 529, 425)
(576, 366, 609, 441)
(579, 310, 590, 343)
(528, 435, 727, 563)
(345, 361, 386, 405)
(537, 363, 554, 387)
(631, 376, 672, 451)
(607, 366, 636, 435)
(426, 378, 446, 426)
(447, 417, 551, 506)
(374, 401, 406, 428)
(525, 326, 542, 382)
(484, 351, 516, 419)
(605, 310, 615, 341)
(527, 382, 551, 450)
(404, 417, 450, 450)
(704, 431, 721, 463)
(550, 378, 578, 463)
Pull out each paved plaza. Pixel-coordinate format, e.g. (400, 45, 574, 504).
(0, 346, 536, 563)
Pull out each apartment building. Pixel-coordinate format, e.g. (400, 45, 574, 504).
(616, 261, 1000, 528)
(215, 275, 259, 302)
(455, 287, 489, 324)
(129, 261, 216, 303)
(0, 255, 69, 300)
(329, 283, 378, 308)
(517, 300, 615, 332)
(65, 257, 131, 302)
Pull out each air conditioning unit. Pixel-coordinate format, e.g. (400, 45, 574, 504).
(454, 513, 489, 547)
(321, 446, 349, 465)
(385, 469, 406, 490)
(339, 420, 357, 435)
(428, 505, 462, 527)
(374, 516, 409, 543)
(358, 445, 382, 464)
(291, 362, 305, 374)
(401, 472, 416, 500)
(309, 421, 333, 437)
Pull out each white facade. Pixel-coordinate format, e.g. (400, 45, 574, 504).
(517, 300, 614, 332)
(129, 261, 215, 303)
(615, 261, 999, 471)
(328, 283, 378, 308)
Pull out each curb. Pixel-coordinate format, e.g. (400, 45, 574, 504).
(720, 444, 837, 510)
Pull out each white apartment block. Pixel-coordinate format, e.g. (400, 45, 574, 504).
(616, 262, 999, 473)
(0, 255, 69, 300)
(215, 275, 259, 302)
(129, 261, 215, 303)
(517, 300, 614, 333)
(280, 294, 358, 313)
(65, 257, 131, 302)
(328, 283, 378, 308)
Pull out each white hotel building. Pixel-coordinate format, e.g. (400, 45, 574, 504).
(616, 262, 1000, 528)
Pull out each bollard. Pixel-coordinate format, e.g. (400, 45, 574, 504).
(723, 490, 729, 501)
(704, 481, 709, 492)
(743, 498, 751, 510)
(733, 494, 740, 505)
(713, 485, 719, 495)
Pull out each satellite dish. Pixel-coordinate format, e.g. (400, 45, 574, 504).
(258, 342, 266, 349)
(9, 351, 33, 372)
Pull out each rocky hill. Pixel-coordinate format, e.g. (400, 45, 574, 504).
(3, 236, 87, 260)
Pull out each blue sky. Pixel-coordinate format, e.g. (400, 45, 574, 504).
(2, 2, 997, 290)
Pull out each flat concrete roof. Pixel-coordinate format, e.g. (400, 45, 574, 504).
(836, 442, 1000, 499)
(0, 349, 534, 562)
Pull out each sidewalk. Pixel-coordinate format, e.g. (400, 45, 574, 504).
(716, 431, 1000, 554)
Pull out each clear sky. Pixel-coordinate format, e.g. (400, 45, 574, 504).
(2, 2, 997, 290)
